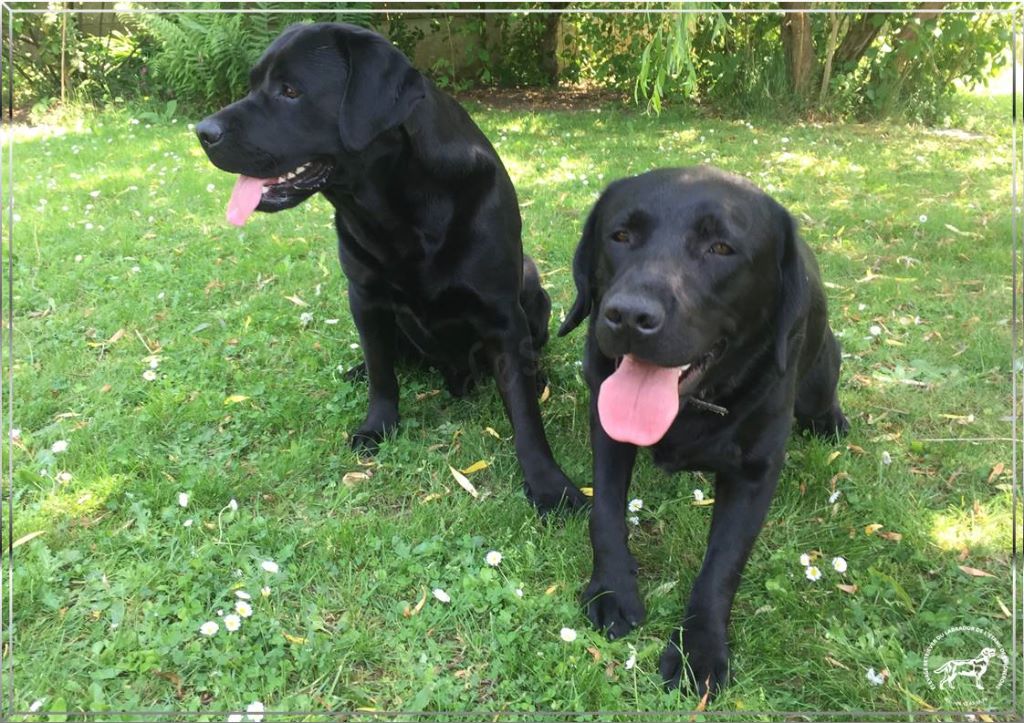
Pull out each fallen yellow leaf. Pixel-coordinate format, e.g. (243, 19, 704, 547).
(282, 632, 306, 644)
(404, 589, 428, 618)
(959, 565, 994, 578)
(484, 427, 502, 439)
(284, 295, 307, 307)
(878, 530, 903, 542)
(544, 584, 558, 596)
(692, 498, 715, 506)
(12, 530, 45, 548)
(826, 451, 841, 464)
(461, 460, 489, 475)
(343, 471, 370, 486)
(449, 465, 478, 498)
(580, 487, 594, 497)
(836, 584, 858, 595)
(223, 394, 249, 405)
(864, 523, 884, 535)
(539, 385, 551, 403)
(997, 597, 1011, 618)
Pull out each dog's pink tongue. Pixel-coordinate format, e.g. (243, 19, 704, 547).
(226, 175, 266, 227)
(598, 354, 681, 446)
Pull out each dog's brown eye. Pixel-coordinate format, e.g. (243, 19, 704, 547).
(611, 230, 630, 244)
(709, 242, 734, 255)
(281, 83, 300, 99)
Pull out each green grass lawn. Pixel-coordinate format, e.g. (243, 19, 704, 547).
(3, 89, 1019, 720)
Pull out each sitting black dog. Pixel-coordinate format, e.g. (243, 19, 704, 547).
(196, 22, 586, 513)
(558, 167, 849, 696)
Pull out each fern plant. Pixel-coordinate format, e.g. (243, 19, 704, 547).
(128, 2, 372, 111)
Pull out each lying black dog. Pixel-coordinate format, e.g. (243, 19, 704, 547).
(196, 22, 586, 513)
(558, 167, 849, 696)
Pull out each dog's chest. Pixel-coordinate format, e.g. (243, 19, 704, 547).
(649, 412, 743, 473)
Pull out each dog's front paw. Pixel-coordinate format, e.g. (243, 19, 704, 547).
(523, 472, 589, 516)
(583, 574, 645, 640)
(349, 411, 399, 456)
(659, 625, 729, 699)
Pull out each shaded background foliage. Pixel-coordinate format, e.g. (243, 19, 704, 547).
(3, 1, 1012, 122)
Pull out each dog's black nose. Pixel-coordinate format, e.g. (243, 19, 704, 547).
(195, 118, 224, 147)
(602, 296, 665, 337)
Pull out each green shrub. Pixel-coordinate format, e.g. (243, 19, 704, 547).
(129, 2, 372, 112)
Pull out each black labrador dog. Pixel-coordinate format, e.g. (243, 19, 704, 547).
(558, 167, 848, 696)
(196, 22, 586, 513)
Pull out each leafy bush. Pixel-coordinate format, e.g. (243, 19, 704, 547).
(567, 2, 1010, 122)
(3, 10, 150, 108)
(129, 2, 372, 111)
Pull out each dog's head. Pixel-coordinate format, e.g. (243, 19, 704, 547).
(558, 167, 808, 446)
(195, 22, 426, 226)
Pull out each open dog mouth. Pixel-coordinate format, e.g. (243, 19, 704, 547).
(226, 158, 335, 226)
(597, 340, 725, 447)
(677, 340, 725, 397)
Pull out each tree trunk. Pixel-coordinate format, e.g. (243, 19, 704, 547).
(780, 1, 816, 100)
(818, 8, 845, 107)
(540, 2, 570, 85)
(834, 9, 886, 67)
(890, 2, 949, 81)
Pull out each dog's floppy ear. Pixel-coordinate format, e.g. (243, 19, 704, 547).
(334, 24, 427, 152)
(557, 203, 602, 337)
(772, 201, 809, 373)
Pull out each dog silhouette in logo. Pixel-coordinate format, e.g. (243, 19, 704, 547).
(934, 647, 1001, 690)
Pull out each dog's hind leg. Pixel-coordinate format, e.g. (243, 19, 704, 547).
(795, 328, 849, 439)
(487, 306, 587, 514)
(520, 255, 552, 396)
(521, 256, 552, 353)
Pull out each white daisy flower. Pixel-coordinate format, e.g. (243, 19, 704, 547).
(869, 325, 882, 337)
(228, 498, 238, 512)
(514, 588, 523, 598)
(235, 590, 251, 601)
(223, 614, 241, 632)
(432, 588, 451, 604)
(918, 214, 927, 224)
(866, 667, 885, 685)
(832, 556, 848, 573)
(29, 699, 44, 712)
(628, 515, 640, 526)
(246, 701, 265, 722)
(828, 489, 842, 504)
(261, 560, 279, 574)
(56, 471, 72, 484)
(227, 715, 243, 723)
(9, 428, 20, 440)
(199, 621, 219, 636)
(206, 183, 216, 193)
(51, 440, 68, 454)
(235, 601, 253, 618)
(559, 627, 577, 643)
(693, 489, 705, 502)
(178, 492, 189, 508)
(881, 451, 892, 466)
(625, 644, 638, 670)
(299, 312, 313, 326)
(627, 498, 643, 513)
(143, 370, 158, 381)
(183, 519, 193, 528)
(805, 565, 822, 582)
(261, 586, 271, 597)
(799, 553, 811, 567)
(485, 550, 503, 567)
